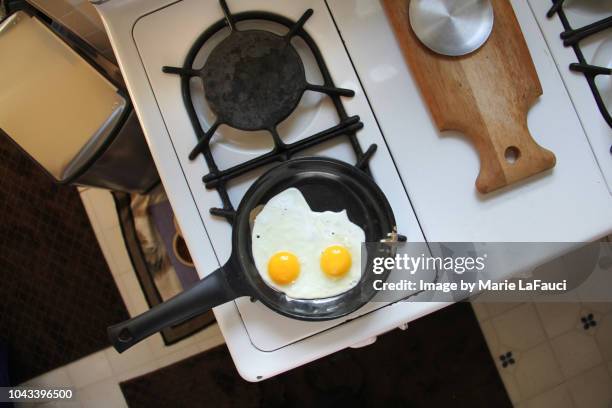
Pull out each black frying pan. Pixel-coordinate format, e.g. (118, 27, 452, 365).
(108, 157, 398, 352)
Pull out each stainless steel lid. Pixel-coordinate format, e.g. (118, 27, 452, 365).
(409, 0, 494, 57)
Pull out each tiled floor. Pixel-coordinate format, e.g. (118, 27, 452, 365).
(473, 300, 612, 407)
(17, 188, 225, 407)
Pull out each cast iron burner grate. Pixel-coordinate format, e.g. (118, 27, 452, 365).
(547, 1, 612, 144)
(163, 0, 376, 222)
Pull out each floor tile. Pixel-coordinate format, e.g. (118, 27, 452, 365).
(76, 378, 127, 408)
(197, 334, 226, 353)
(65, 351, 113, 389)
(105, 341, 154, 377)
(499, 371, 522, 405)
(157, 344, 200, 369)
(551, 330, 603, 378)
(514, 342, 564, 399)
(491, 303, 546, 351)
(102, 225, 133, 275)
(190, 323, 222, 343)
(38, 399, 82, 408)
(81, 188, 119, 230)
(484, 302, 522, 318)
(535, 302, 581, 338)
(21, 367, 72, 388)
(478, 319, 499, 352)
(79, 194, 118, 274)
(582, 302, 612, 314)
(523, 384, 573, 408)
(119, 271, 150, 317)
(566, 365, 612, 408)
(594, 313, 612, 361)
(470, 302, 489, 322)
(115, 360, 160, 383)
(147, 331, 199, 359)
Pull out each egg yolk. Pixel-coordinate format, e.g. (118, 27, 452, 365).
(268, 252, 300, 285)
(320, 245, 352, 278)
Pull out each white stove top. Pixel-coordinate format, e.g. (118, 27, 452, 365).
(94, 0, 612, 381)
(528, 0, 612, 193)
(130, 0, 430, 352)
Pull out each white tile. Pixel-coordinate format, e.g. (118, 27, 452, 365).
(157, 344, 200, 368)
(76, 378, 127, 408)
(66, 351, 113, 389)
(147, 332, 198, 359)
(535, 302, 581, 339)
(491, 303, 546, 351)
(551, 330, 603, 378)
(594, 313, 612, 361)
(477, 320, 500, 356)
(105, 341, 154, 377)
(514, 342, 564, 399)
(471, 302, 489, 321)
(191, 323, 222, 342)
(83, 188, 119, 230)
(523, 384, 573, 408)
(119, 271, 150, 316)
(39, 399, 82, 408)
(115, 360, 160, 383)
(101, 225, 133, 275)
(582, 303, 612, 314)
(21, 367, 72, 388)
(79, 193, 119, 275)
(198, 335, 225, 353)
(499, 371, 522, 405)
(567, 365, 612, 408)
(484, 302, 522, 318)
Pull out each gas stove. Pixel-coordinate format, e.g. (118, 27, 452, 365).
(94, 0, 612, 381)
(529, 0, 612, 193)
(130, 0, 432, 352)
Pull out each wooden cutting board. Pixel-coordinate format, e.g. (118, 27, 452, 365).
(382, 0, 556, 194)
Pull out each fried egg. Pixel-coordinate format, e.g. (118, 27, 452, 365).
(251, 188, 365, 299)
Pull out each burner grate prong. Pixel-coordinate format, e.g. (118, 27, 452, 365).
(561, 16, 612, 47)
(189, 121, 221, 161)
(546, 0, 565, 18)
(285, 9, 313, 41)
(219, 0, 236, 31)
(570, 63, 612, 77)
(306, 83, 355, 97)
(162, 66, 200, 77)
(269, 127, 287, 150)
(202, 116, 364, 189)
(356, 144, 378, 171)
(210, 207, 236, 221)
(549, 0, 612, 129)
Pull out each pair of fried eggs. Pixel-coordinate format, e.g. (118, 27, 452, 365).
(251, 188, 365, 299)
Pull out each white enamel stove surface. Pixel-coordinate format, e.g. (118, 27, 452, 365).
(130, 0, 428, 352)
(527, 1, 612, 194)
(328, 0, 612, 243)
(94, 0, 612, 381)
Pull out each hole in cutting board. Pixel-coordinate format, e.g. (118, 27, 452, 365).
(504, 146, 520, 164)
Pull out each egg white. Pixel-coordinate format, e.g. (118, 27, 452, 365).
(251, 188, 365, 299)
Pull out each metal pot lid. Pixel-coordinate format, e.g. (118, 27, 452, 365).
(409, 0, 494, 57)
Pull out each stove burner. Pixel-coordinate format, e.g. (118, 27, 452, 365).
(163, 2, 355, 160)
(548, 0, 612, 136)
(201, 30, 305, 131)
(161, 0, 374, 223)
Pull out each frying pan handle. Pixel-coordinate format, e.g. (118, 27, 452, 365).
(108, 266, 236, 353)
